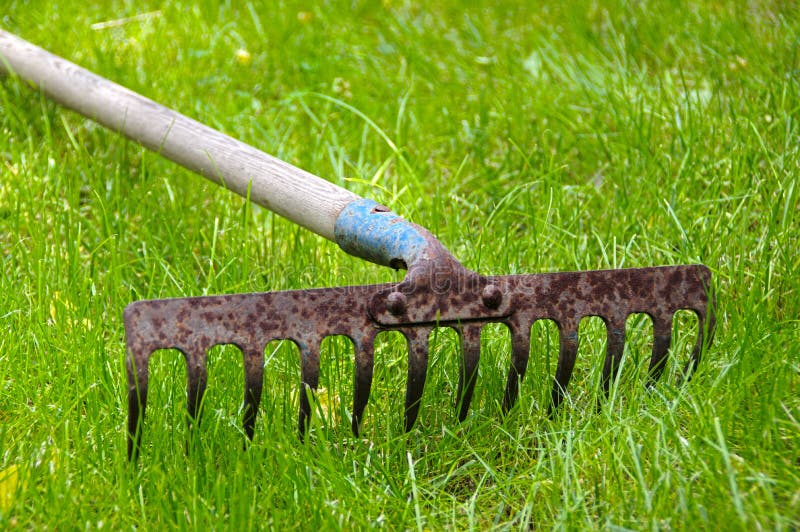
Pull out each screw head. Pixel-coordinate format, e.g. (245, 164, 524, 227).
(386, 291, 407, 316)
(481, 284, 502, 309)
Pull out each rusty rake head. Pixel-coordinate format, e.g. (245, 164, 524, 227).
(125, 263, 715, 459)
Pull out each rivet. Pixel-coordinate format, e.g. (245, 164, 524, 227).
(481, 284, 502, 309)
(386, 291, 407, 316)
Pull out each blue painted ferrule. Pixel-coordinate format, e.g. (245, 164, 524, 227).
(334, 199, 432, 269)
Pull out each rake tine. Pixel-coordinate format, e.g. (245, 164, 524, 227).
(352, 336, 375, 437)
(126, 347, 151, 461)
(549, 323, 579, 415)
(298, 341, 320, 440)
(185, 348, 208, 433)
(600, 318, 627, 400)
(683, 269, 718, 382)
(404, 328, 430, 431)
(456, 324, 482, 422)
(682, 311, 710, 383)
(647, 315, 672, 387)
(242, 346, 265, 443)
(502, 324, 531, 413)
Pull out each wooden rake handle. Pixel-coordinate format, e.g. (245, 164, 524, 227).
(0, 30, 470, 277)
(0, 29, 359, 241)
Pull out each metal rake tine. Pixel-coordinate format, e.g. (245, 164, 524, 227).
(185, 348, 208, 432)
(600, 318, 627, 400)
(456, 324, 482, 422)
(647, 315, 672, 387)
(549, 323, 579, 415)
(126, 347, 151, 461)
(351, 336, 375, 437)
(681, 310, 713, 383)
(298, 340, 320, 440)
(404, 328, 430, 432)
(502, 324, 531, 413)
(680, 274, 717, 383)
(242, 346, 265, 443)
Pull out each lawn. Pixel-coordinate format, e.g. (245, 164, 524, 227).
(1, 0, 798, 529)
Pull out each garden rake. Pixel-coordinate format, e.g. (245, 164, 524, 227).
(0, 31, 716, 459)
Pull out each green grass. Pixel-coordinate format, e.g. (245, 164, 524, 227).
(1, 0, 799, 528)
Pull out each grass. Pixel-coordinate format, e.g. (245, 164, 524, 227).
(1, 0, 798, 528)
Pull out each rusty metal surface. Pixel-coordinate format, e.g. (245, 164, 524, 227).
(125, 264, 715, 458)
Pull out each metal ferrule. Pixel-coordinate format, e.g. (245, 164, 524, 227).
(334, 198, 433, 270)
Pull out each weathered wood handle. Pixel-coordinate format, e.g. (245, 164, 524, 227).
(0, 29, 359, 241)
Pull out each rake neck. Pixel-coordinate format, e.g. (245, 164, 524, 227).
(334, 199, 508, 325)
(334, 198, 476, 286)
